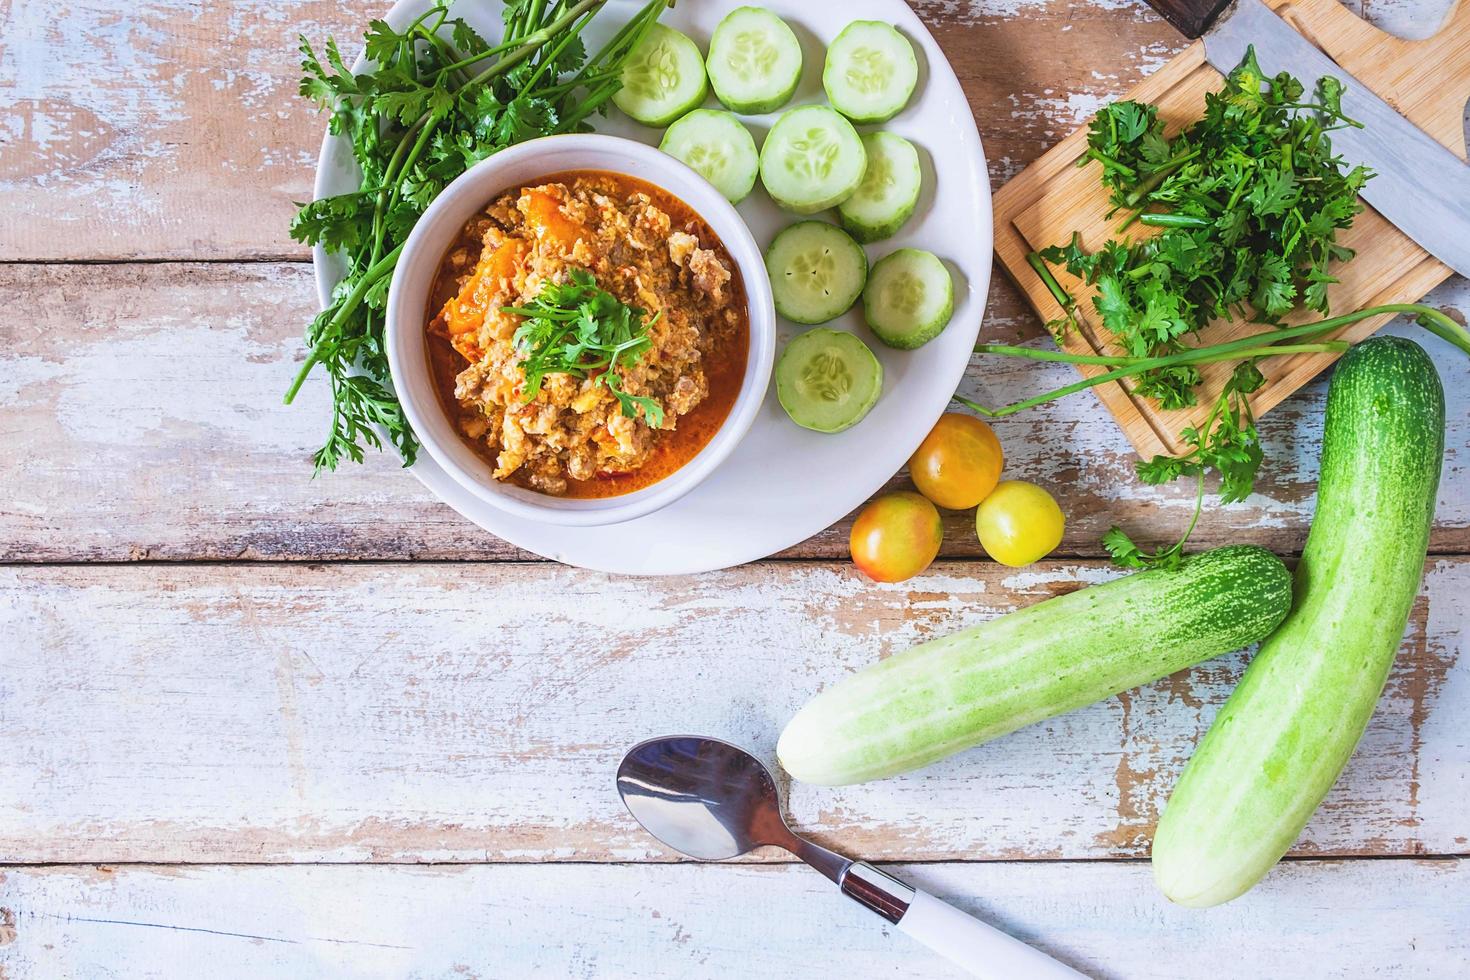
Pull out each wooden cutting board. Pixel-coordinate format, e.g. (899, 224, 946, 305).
(992, 0, 1470, 459)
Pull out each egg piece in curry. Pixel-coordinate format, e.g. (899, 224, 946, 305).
(426, 170, 749, 498)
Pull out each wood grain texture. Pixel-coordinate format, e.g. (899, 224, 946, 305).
(0, 0, 1185, 261)
(1, 262, 1466, 562)
(2, 559, 1463, 864)
(993, 0, 1470, 458)
(2, 860, 1467, 979)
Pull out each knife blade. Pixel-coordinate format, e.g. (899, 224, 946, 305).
(1149, 0, 1470, 279)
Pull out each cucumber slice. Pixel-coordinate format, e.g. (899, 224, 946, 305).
(823, 21, 919, 124)
(659, 109, 760, 203)
(837, 132, 922, 243)
(776, 328, 883, 433)
(863, 248, 954, 349)
(612, 24, 708, 128)
(706, 7, 803, 114)
(766, 221, 868, 324)
(759, 105, 868, 215)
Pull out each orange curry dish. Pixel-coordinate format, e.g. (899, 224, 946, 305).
(426, 170, 749, 498)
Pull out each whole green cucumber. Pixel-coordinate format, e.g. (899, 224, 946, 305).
(777, 544, 1293, 785)
(1152, 337, 1445, 907)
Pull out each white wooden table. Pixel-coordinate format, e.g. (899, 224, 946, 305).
(2, 1, 1467, 976)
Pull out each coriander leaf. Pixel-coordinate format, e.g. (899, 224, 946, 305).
(505, 270, 663, 426)
(450, 18, 490, 58)
(289, 191, 374, 253)
(1102, 526, 1147, 569)
(1093, 275, 1136, 345)
(373, 86, 433, 126)
(1247, 168, 1299, 218)
(363, 19, 404, 66)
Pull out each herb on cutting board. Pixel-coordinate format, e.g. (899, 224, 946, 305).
(1046, 47, 1372, 409)
(284, 0, 669, 473)
(502, 269, 665, 426)
(960, 47, 1470, 568)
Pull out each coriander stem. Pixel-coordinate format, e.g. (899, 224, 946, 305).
(462, 0, 606, 92)
(1139, 213, 1211, 229)
(974, 343, 1131, 366)
(1124, 148, 1200, 208)
(283, 242, 404, 406)
(955, 341, 1344, 418)
(1083, 149, 1136, 179)
(1414, 308, 1470, 357)
(957, 300, 1468, 419)
(1024, 252, 1075, 313)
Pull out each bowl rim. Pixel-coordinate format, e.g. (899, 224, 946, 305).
(384, 133, 777, 528)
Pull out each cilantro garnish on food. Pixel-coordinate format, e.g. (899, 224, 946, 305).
(284, 0, 668, 473)
(502, 269, 665, 426)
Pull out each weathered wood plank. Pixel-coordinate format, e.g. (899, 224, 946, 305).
(1, 860, 1466, 978)
(0, 0, 1186, 261)
(1, 559, 1463, 864)
(3, 0, 1454, 261)
(2, 263, 1465, 562)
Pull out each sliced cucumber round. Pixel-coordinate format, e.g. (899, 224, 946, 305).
(837, 132, 922, 243)
(766, 221, 868, 324)
(759, 105, 868, 215)
(776, 328, 883, 433)
(660, 109, 759, 203)
(823, 21, 919, 124)
(612, 24, 709, 128)
(863, 248, 954, 349)
(706, 7, 803, 114)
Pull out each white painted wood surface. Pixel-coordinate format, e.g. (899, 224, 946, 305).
(1, 860, 1467, 978)
(1, 264, 1465, 562)
(2, 0, 1467, 977)
(0, 560, 1465, 865)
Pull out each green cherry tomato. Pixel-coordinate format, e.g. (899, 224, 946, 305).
(975, 480, 1065, 567)
(850, 491, 944, 583)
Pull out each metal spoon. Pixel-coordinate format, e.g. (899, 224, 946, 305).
(616, 736, 1086, 978)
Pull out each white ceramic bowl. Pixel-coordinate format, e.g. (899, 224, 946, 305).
(385, 134, 777, 528)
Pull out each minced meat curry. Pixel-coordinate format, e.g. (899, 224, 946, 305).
(426, 170, 748, 497)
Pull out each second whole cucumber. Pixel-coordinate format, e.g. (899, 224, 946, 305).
(777, 545, 1293, 785)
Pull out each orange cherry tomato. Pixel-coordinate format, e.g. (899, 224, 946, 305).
(850, 491, 944, 583)
(909, 413, 1005, 510)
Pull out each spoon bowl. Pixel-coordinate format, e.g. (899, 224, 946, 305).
(616, 735, 788, 861)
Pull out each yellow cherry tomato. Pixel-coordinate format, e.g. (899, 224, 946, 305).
(850, 491, 944, 583)
(909, 413, 1005, 510)
(975, 480, 1065, 567)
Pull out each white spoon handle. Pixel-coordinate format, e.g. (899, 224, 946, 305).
(841, 862, 1087, 979)
(898, 887, 1087, 979)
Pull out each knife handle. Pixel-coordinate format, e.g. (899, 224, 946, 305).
(1142, 0, 1234, 38)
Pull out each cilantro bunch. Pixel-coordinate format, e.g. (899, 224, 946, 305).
(284, 0, 669, 473)
(957, 47, 1470, 568)
(1039, 47, 1371, 410)
(502, 269, 665, 426)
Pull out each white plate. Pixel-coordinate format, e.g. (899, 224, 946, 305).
(313, 0, 991, 575)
